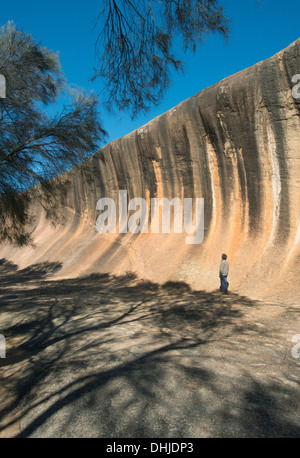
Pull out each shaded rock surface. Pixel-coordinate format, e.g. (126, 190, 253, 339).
(0, 264, 299, 437)
(1, 41, 300, 438)
(1, 39, 300, 302)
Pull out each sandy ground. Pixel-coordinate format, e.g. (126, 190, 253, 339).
(0, 258, 299, 438)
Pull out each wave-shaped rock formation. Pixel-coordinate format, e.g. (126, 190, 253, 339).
(1, 39, 300, 302)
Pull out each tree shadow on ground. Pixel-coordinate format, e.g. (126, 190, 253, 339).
(0, 258, 62, 287)
(0, 258, 299, 438)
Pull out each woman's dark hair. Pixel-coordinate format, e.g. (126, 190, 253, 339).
(222, 253, 227, 260)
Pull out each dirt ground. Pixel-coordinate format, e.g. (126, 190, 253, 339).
(0, 258, 299, 438)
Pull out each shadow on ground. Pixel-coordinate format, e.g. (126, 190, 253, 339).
(0, 258, 299, 438)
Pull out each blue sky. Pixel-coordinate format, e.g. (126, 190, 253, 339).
(1, 0, 299, 146)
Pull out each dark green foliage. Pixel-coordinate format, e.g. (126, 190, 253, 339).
(0, 22, 107, 245)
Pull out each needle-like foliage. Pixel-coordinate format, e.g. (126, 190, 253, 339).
(93, 0, 229, 118)
(0, 22, 107, 245)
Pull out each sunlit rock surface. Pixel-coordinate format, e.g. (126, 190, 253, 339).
(1, 38, 300, 302)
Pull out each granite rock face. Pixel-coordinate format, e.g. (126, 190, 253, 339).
(1, 39, 300, 302)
